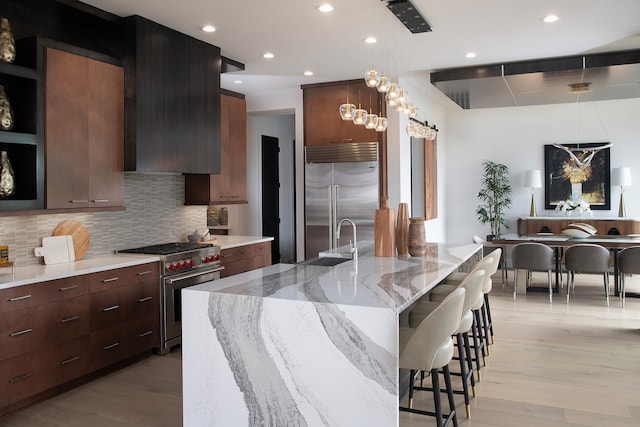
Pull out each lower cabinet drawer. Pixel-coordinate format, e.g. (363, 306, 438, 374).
(90, 324, 129, 371)
(46, 336, 91, 386)
(127, 315, 159, 356)
(0, 350, 51, 407)
(0, 305, 46, 361)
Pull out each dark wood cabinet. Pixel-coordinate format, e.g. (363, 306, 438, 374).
(220, 241, 272, 278)
(45, 46, 124, 210)
(184, 92, 248, 205)
(0, 261, 160, 416)
(124, 15, 222, 174)
(302, 80, 385, 146)
(517, 217, 640, 236)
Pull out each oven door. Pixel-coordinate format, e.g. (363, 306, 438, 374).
(162, 267, 222, 353)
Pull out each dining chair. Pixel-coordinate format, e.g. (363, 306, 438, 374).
(617, 246, 640, 307)
(564, 244, 611, 306)
(511, 242, 554, 302)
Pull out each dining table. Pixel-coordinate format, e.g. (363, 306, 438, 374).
(490, 233, 640, 296)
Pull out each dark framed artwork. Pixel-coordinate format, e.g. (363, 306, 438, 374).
(544, 142, 611, 210)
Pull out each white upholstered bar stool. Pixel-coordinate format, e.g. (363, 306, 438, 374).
(410, 270, 486, 418)
(399, 288, 466, 427)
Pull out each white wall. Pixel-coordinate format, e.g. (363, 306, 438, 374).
(445, 97, 640, 244)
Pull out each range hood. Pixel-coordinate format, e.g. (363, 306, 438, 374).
(430, 49, 640, 109)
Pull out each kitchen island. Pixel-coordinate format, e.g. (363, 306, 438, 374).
(181, 241, 481, 426)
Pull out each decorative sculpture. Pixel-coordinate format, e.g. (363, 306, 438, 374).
(0, 85, 13, 131)
(0, 18, 16, 63)
(0, 150, 15, 198)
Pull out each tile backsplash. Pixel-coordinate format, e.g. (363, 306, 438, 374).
(0, 173, 207, 266)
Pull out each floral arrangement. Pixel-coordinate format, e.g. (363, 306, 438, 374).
(555, 198, 593, 216)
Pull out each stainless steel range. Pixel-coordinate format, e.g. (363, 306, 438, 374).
(119, 242, 222, 354)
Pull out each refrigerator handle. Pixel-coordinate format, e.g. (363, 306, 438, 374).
(328, 185, 334, 250)
(333, 184, 339, 249)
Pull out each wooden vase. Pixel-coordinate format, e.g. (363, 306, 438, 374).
(396, 203, 409, 255)
(375, 197, 396, 257)
(408, 217, 427, 257)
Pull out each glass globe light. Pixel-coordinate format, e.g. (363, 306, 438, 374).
(386, 92, 398, 106)
(397, 89, 407, 103)
(352, 107, 368, 125)
(405, 123, 415, 137)
(387, 83, 400, 99)
(395, 101, 404, 112)
(339, 103, 356, 120)
(364, 69, 381, 88)
(403, 102, 412, 114)
(409, 105, 418, 118)
(364, 113, 378, 129)
(377, 76, 390, 93)
(375, 116, 388, 132)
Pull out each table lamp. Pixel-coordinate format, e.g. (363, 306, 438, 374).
(612, 167, 632, 218)
(524, 170, 542, 217)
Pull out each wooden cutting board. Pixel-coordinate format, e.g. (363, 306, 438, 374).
(53, 220, 90, 260)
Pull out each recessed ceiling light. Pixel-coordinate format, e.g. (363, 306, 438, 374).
(465, 52, 476, 59)
(364, 36, 377, 44)
(201, 25, 216, 33)
(543, 15, 559, 23)
(317, 4, 333, 13)
(263, 52, 275, 59)
(233, 80, 243, 84)
(304, 71, 314, 76)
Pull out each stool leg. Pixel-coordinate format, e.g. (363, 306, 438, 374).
(431, 368, 444, 427)
(604, 271, 610, 307)
(463, 331, 476, 394)
(484, 293, 495, 345)
(472, 310, 485, 373)
(442, 365, 458, 427)
(408, 369, 416, 409)
(455, 333, 471, 417)
(481, 302, 491, 354)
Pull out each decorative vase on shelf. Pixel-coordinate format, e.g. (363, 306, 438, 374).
(408, 217, 427, 257)
(395, 202, 409, 256)
(0, 84, 14, 131)
(374, 196, 396, 257)
(0, 150, 15, 198)
(0, 18, 15, 63)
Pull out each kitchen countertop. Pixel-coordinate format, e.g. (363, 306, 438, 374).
(181, 241, 481, 426)
(0, 254, 160, 291)
(205, 235, 274, 250)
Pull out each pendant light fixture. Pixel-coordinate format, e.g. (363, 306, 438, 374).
(365, 92, 379, 129)
(352, 90, 368, 125)
(339, 3, 356, 120)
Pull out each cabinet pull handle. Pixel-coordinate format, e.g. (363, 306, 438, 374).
(102, 277, 119, 283)
(222, 254, 233, 258)
(10, 328, 33, 337)
(70, 200, 90, 203)
(92, 199, 109, 203)
(137, 270, 153, 276)
(137, 296, 153, 303)
(138, 330, 153, 338)
(61, 356, 81, 366)
(103, 305, 120, 312)
(9, 294, 32, 302)
(60, 315, 80, 323)
(9, 373, 33, 384)
(58, 284, 80, 292)
(104, 342, 120, 350)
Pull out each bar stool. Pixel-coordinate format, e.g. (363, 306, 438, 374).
(399, 288, 466, 427)
(410, 269, 486, 418)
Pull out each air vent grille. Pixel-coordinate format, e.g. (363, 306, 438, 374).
(305, 142, 378, 163)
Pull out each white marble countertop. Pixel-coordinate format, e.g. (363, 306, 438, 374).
(186, 241, 480, 313)
(0, 254, 160, 290)
(204, 235, 274, 250)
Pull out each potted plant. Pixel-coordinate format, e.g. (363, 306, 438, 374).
(476, 160, 512, 240)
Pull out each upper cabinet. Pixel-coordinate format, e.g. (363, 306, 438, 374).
(45, 45, 124, 210)
(0, 37, 44, 212)
(123, 16, 222, 174)
(302, 80, 385, 146)
(184, 92, 247, 205)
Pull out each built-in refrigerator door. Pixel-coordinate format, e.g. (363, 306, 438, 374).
(305, 163, 334, 258)
(333, 161, 379, 246)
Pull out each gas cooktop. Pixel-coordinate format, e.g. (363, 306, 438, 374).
(119, 242, 214, 255)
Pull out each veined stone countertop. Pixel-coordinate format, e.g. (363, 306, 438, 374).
(182, 241, 481, 426)
(0, 254, 160, 290)
(204, 235, 274, 250)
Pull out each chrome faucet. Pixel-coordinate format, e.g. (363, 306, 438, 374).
(336, 218, 358, 263)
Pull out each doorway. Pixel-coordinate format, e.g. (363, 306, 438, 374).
(262, 135, 281, 263)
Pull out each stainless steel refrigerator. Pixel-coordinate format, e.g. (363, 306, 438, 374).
(305, 142, 379, 259)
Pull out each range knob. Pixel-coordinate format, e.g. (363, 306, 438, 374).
(167, 263, 176, 271)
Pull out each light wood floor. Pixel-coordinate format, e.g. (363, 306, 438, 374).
(2, 273, 640, 426)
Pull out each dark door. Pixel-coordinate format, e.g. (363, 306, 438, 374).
(262, 135, 280, 263)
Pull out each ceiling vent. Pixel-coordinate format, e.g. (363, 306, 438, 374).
(384, 0, 432, 34)
(569, 82, 592, 93)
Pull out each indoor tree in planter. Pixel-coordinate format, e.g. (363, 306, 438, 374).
(476, 160, 512, 240)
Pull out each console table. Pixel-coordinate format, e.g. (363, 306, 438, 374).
(517, 217, 640, 236)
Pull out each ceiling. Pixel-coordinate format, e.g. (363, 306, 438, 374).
(78, 0, 640, 109)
